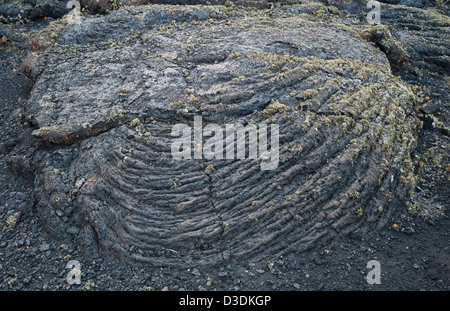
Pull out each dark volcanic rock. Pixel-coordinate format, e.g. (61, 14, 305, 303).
(0, 0, 70, 22)
(321, 0, 450, 106)
(14, 5, 422, 267)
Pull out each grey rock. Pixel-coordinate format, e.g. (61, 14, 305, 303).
(23, 276, 32, 284)
(0, 0, 69, 22)
(58, 10, 141, 45)
(218, 271, 227, 278)
(398, 0, 425, 7)
(420, 102, 441, 114)
(2, 1, 447, 273)
(39, 243, 50, 251)
(326, 0, 449, 105)
(22, 5, 419, 268)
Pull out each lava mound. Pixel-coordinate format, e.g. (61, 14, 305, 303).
(25, 6, 419, 267)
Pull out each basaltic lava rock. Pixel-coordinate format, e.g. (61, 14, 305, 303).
(20, 5, 420, 267)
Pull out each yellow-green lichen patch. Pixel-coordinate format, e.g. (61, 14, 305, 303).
(263, 100, 291, 118)
(2, 212, 20, 232)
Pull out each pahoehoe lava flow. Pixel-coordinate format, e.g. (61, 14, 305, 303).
(16, 5, 421, 268)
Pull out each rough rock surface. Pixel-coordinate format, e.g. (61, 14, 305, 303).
(0, 0, 70, 22)
(323, 0, 449, 123)
(7, 4, 423, 268)
(0, 0, 448, 279)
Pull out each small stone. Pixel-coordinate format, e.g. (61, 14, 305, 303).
(293, 283, 301, 289)
(256, 269, 265, 274)
(161, 286, 169, 291)
(222, 251, 230, 260)
(218, 271, 227, 278)
(39, 243, 50, 252)
(191, 268, 201, 276)
(420, 115, 435, 130)
(23, 276, 32, 284)
(420, 102, 440, 114)
(67, 226, 78, 235)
